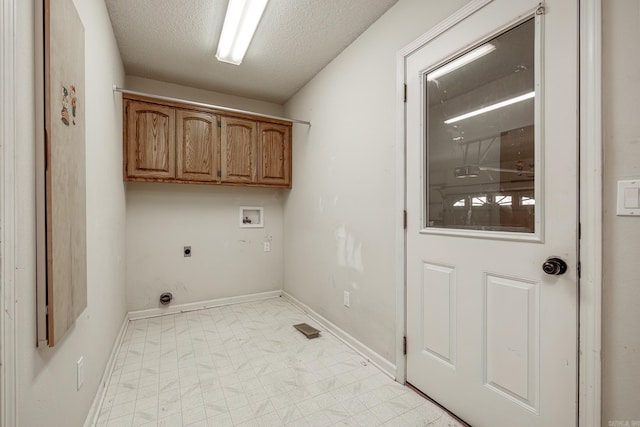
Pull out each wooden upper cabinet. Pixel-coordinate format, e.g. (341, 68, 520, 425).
(176, 110, 220, 182)
(126, 101, 175, 179)
(221, 117, 257, 183)
(258, 122, 291, 186)
(123, 95, 292, 188)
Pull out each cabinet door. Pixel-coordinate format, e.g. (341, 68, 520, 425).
(176, 110, 219, 182)
(258, 122, 291, 186)
(221, 117, 257, 183)
(126, 101, 175, 179)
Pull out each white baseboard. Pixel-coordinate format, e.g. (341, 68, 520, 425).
(84, 315, 129, 427)
(282, 291, 397, 380)
(127, 290, 283, 320)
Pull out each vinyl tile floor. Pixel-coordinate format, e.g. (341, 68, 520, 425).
(95, 297, 463, 427)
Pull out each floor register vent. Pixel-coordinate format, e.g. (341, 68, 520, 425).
(293, 323, 321, 339)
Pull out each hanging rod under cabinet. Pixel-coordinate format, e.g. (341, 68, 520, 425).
(112, 85, 311, 126)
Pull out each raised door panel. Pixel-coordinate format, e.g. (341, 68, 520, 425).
(176, 110, 219, 182)
(221, 117, 257, 183)
(258, 122, 291, 187)
(126, 101, 175, 179)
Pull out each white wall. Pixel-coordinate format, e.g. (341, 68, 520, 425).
(16, 0, 127, 425)
(124, 78, 286, 312)
(602, 1, 640, 423)
(126, 183, 284, 311)
(125, 76, 285, 117)
(283, 0, 470, 366)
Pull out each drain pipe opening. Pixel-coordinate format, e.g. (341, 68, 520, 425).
(160, 292, 173, 305)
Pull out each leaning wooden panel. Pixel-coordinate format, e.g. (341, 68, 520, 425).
(44, 0, 87, 346)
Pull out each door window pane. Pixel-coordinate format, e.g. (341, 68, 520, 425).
(426, 19, 536, 233)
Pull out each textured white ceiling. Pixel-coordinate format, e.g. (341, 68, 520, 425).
(105, 0, 399, 104)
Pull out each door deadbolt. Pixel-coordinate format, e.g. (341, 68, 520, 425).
(542, 257, 568, 275)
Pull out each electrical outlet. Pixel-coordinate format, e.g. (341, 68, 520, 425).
(77, 356, 84, 390)
(343, 291, 350, 307)
(263, 241, 271, 252)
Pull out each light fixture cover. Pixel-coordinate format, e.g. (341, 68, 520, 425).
(216, 0, 268, 65)
(444, 91, 535, 124)
(454, 165, 481, 178)
(427, 44, 496, 81)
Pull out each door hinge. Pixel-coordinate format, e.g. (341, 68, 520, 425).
(217, 117, 221, 127)
(403, 84, 407, 103)
(403, 210, 407, 230)
(403, 336, 407, 355)
(577, 261, 581, 279)
(578, 222, 582, 240)
(44, 129, 49, 171)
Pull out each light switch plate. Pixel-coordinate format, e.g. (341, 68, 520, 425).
(617, 179, 640, 216)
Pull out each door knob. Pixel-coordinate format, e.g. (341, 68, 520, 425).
(542, 257, 568, 275)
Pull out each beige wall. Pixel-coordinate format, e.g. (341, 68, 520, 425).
(126, 183, 284, 312)
(123, 78, 286, 312)
(16, 0, 127, 425)
(283, 0, 470, 366)
(125, 76, 285, 117)
(602, 1, 640, 423)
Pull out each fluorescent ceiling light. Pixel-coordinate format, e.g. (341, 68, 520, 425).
(216, 0, 268, 65)
(444, 91, 535, 124)
(427, 44, 496, 81)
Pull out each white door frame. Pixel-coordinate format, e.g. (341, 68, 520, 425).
(0, 0, 18, 425)
(394, 0, 602, 425)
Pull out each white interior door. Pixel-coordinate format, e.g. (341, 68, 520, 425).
(405, 1, 578, 426)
